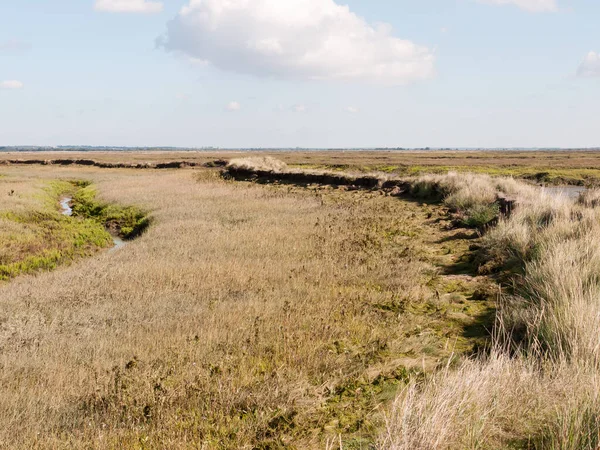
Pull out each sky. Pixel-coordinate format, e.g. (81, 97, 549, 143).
(0, 0, 598, 148)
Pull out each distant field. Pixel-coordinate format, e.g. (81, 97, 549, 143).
(2, 149, 600, 184)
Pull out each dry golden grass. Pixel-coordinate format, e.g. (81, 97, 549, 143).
(7, 154, 600, 449)
(5, 149, 600, 171)
(0, 165, 494, 448)
(227, 156, 288, 172)
(380, 351, 600, 450)
(379, 173, 600, 449)
(5, 150, 600, 185)
(222, 158, 600, 448)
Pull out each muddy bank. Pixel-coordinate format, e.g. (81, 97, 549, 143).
(0, 158, 228, 170)
(224, 165, 413, 191)
(225, 166, 589, 199)
(223, 165, 592, 229)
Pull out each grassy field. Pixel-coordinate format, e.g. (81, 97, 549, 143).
(3, 149, 600, 185)
(2, 152, 600, 448)
(0, 163, 496, 448)
(0, 173, 150, 281)
(225, 157, 600, 448)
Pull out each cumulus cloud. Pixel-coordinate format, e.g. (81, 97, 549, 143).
(226, 101, 241, 111)
(0, 80, 24, 90)
(159, 0, 435, 85)
(94, 0, 163, 13)
(477, 0, 558, 12)
(345, 106, 359, 114)
(578, 51, 600, 77)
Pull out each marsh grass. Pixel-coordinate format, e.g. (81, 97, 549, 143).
(227, 156, 288, 172)
(6, 157, 598, 449)
(380, 350, 600, 450)
(203, 159, 600, 448)
(0, 178, 112, 280)
(5, 149, 600, 185)
(225, 161, 525, 229)
(0, 166, 495, 449)
(380, 174, 600, 448)
(72, 185, 150, 238)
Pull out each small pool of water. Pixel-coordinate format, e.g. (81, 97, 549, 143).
(60, 196, 126, 251)
(60, 197, 72, 216)
(541, 186, 587, 199)
(110, 236, 127, 252)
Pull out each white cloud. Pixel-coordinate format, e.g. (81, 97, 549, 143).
(0, 80, 24, 90)
(477, 0, 558, 12)
(0, 40, 30, 52)
(345, 106, 359, 114)
(159, 0, 435, 85)
(94, 0, 163, 13)
(578, 51, 600, 77)
(226, 101, 241, 111)
(292, 104, 307, 113)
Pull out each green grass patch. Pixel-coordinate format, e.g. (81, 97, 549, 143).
(72, 186, 150, 239)
(291, 163, 600, 186)
(0, 182, 113, 280)
(403, 165, 595, 185)
(0, 179, 149, 281)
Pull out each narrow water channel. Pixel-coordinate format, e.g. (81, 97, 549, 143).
(541, 186, 587, 199)
(60, 197, 126, 251)
(59, 197, 72, 216)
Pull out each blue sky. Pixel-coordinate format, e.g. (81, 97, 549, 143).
(0, 0, 598, 148)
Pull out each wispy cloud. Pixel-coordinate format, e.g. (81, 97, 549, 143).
(226, 101, 241, 112)
(477, 0, 558, 12)
(0, 80, 24, 90)
(0, 40, 31, 52)
(94, 0, 163, 14)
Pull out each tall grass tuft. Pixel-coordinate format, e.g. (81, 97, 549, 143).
(227, 156, 288, 172)
(410, 172, 518, 227)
